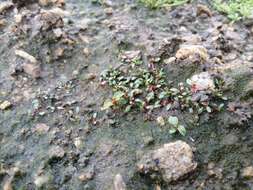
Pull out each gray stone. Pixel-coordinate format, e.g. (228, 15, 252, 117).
(137, 141, 197, 183)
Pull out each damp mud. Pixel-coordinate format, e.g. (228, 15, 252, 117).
(0, 0, 252, 189)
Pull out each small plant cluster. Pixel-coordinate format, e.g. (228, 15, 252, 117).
(101, 65, 168, 112)
(157, 116, 186, 136)
(139, 0, 189, 9)
(213, 0, 253, 21)
(100, 55, 226, 135)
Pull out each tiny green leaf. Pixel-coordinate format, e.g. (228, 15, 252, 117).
(178, 125, 186, 136)
(158, 91, 168, 99)
(218, 103, 224, 111)
(124, 105, 132, 113)
(146, 91, 155, 102)
(113, 91, 125, 101)
(169, 128, 177, 134)
(206, 106, 212, 113)
(166, 103, 172, 111)
(170, 88, 179, 93)
(186, 79, 192, 85)
(222, 96, 228, 100)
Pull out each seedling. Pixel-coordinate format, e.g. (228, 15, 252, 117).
(168, 116, 186, 136)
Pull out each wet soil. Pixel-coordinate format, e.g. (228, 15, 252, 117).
(0, 0, 253, 189)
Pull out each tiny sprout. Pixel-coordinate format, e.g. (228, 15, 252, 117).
(168, 116, 186, 136)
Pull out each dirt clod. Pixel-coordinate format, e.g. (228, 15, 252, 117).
(197, 4, 212, 17)
(176, 45, 208, 62)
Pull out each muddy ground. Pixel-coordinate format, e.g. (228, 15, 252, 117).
(0, 0, 253, 189)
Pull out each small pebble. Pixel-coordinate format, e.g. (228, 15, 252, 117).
(0, 101, 12, 110)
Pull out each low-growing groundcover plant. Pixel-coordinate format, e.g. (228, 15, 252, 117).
(139, 0, 190, 9)
(100, 53, 227, 136)
(214, 0, 253, 21)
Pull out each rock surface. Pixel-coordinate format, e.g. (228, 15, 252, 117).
(114, 174, 126, 190)
(137, 141, 197, 183)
